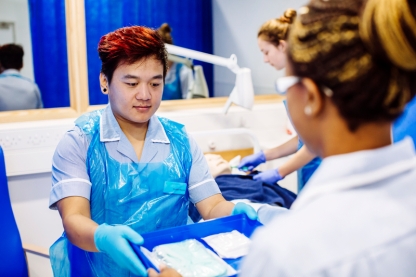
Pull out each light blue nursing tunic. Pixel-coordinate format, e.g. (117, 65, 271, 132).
(0, 69, 43, 111)
(49, 105, 220, 209)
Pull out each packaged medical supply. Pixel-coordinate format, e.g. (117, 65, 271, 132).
(130, 214, 263, 275)
(152, 239, 228, 277)
(202, 230, 251, 259)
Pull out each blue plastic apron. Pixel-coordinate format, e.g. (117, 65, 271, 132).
(162, 63, 183, 100)
(50, 109, 192, 276)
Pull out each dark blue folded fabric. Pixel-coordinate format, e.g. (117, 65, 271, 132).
(215, 172, 297, 208)
(188, 172, 297, 222)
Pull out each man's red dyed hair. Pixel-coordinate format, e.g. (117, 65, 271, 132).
(98, 26, 168, 83)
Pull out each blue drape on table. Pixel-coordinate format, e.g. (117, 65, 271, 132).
(85, 0, 214, 105)
(28, 0, 69, 108)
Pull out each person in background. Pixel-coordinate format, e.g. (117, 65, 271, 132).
(0, 43, 43, 111)
(239, 0, 416, 275)
(239, 9, 321, 192)
(157, 23, 194, 100)
(150, 0, 416, 275)
(48, 26, 256, 277)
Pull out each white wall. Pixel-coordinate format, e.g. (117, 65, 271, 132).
(0, 0, 34, 80)
(212, 0, 306, 97)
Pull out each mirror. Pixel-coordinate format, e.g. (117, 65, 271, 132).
(0, 0, 290, 123)
(212, 0, 306, 97)
(0, 0, 86, 123)
(0, 0, 71, 113)
(0, 0, 34, 87)
(83, 0, 214, 105)
(84, 0, 306, 107)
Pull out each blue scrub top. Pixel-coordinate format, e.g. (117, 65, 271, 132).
(297, 139, 321, 191)
(0, 69, 43, 111)
(282, 100, 321, 191)
(163, 63, 183, 100)
(393, 96, 416, 149)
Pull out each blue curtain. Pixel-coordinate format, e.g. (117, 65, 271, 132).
(85, 0, 213, 105)
(28, 0, 70, 108)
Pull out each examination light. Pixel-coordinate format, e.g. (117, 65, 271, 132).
(165, 44, 254, 114)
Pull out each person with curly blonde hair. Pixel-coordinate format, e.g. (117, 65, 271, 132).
(239, 8, 321, 192)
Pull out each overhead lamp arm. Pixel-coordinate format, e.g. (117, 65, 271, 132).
(165, 44, 254, 114)
(167, 54, 193, 69)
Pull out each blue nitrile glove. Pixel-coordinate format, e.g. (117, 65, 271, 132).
(238, 151, 266, 171)
(231, 202, 258, 220)
(253, 168, 283, 184)
(94, 224, 147, 276)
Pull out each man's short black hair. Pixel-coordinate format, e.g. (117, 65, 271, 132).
(0, 44, 24, 70)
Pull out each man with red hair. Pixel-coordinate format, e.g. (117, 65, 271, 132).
(48, 26, 257, 276)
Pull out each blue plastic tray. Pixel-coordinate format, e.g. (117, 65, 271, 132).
(131, 214, 263, 275)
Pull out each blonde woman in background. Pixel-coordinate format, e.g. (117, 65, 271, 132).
(239, 9, 321, 192)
